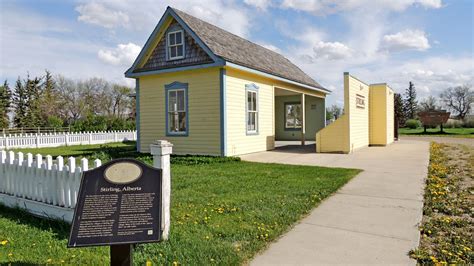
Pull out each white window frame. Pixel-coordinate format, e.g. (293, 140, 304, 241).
(167, 30, 185, 60)
(246, 87, 259, 135)
(167, 88, 187, 135)
(284, 102, 302, 130)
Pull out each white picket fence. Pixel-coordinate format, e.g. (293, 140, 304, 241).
(0, 130, 137, 149)
(0, 150, 101, 221)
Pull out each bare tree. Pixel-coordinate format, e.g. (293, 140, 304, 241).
(440, 84, 473, 119)
(419, 96, 439, 111)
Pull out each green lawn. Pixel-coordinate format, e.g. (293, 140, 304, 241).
(1, 142, 360, 265)
(399, 127, 474, 138)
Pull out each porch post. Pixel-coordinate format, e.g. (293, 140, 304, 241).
(301, 93, 305, 145)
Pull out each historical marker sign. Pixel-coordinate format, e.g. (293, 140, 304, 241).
(68, 158, 162, 248)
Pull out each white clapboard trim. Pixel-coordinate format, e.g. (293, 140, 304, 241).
(0, 130, 136, 149)
(0, 151, 102, 222)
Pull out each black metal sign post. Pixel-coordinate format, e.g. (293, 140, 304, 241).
(68, 158, 162, 266)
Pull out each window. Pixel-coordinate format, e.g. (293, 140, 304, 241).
(167, 88, 187, 135)
(246, 89, 258, 134)
(167, 30, 184, 60)
(285, 103, 302, 129)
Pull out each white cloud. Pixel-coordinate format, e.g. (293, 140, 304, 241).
(280, 0, 443, 15)
(74, 0, 251, 37)
(98, 43, 141, 66)
(76, 2, 130, 29)
(313, 41, 353, 60)
(244, 0, 273, 10)
(382, 29, 431, 52)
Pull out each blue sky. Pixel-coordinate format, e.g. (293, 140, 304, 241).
(1, 0, 472, 106)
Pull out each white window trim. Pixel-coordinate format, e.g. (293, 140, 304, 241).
(167, 88, 188, 135)
(167, 30, 185, 60)
(246, 88, 259, 135)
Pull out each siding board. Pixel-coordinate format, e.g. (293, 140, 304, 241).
(138, 68, 221, 155)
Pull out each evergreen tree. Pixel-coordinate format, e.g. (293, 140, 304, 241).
(0, 80, 11, 128)
(394, 93, 405, 127)
(23, 75, 43, 127)
(40, 70, 59, 122)
(12, 77, 28, 128)
(404, 81, 418, 119)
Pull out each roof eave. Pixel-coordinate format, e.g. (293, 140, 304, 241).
(225, 62, 331, 94)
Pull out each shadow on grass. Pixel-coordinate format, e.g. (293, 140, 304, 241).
(403, 131, 456, 136)
(0, 204, 70, 241)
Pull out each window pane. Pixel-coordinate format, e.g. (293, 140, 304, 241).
(168, 91, 177, 111)
(295, 104, 302, 128)
(170, 46, 177, 58)
(176, 32, 182, 44)
(177, 90, 185, 111)
(169, 33, 176, 45)
(177, 45, 184, 57)
(169, 112, 177, 132)
(252, 92, 257, 111)
(178, 112, 186, 132)
(286, 105, 295, 127)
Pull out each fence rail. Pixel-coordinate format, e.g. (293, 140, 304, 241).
(0, 130, 136, 149)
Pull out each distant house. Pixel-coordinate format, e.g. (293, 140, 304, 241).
(126, 7, 330, 156)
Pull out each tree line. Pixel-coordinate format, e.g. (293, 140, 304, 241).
(0, 71, 135, 132)
(395, 82, 473, 127)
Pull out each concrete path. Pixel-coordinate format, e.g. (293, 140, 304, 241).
(241, 139, 430, 265)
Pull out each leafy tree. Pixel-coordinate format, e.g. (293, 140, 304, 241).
(0, 80, 11, 128)
(394, 93, 405, 127)
(404, 81, 418, 119)
(327, 104, 342, 120)
(419, 96, 439, 111)
(440, 84, 473, 120)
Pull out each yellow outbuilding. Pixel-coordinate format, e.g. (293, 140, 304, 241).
(316, 73, 395, 153)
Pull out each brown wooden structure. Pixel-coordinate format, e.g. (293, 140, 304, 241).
(418, 110, 450, 133)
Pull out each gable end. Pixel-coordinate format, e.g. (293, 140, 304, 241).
(134, 20, 214, 73)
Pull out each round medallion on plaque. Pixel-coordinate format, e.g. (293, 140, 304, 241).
(104, 162, 142, 184)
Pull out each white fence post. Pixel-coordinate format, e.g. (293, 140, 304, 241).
(150, 140, 173, 240)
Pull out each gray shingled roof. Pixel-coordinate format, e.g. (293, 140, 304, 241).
(172, 8, 327, 91)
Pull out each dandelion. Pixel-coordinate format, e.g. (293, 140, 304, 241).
(8, 253, 13, 257)
(1, 240, 8, 245)
(173, 261, 178, 266)
(47, 259, 52, 263)
(146, 260, 152, 266)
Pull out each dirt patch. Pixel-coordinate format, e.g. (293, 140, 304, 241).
(410, 143, 473, 264)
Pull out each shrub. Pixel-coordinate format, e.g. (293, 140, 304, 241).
(462, 118, 474, 128)
(47, 116, 64, 128)
(406, 119, 421, 129)
(444, 119, 463, 128)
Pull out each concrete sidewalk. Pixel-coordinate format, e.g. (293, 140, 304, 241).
(241, 139, 429, 265)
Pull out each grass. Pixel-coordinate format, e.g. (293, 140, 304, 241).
(1, 142, 361, 265)
(409, 143, 473, 264)
(399, 127, 474, 138)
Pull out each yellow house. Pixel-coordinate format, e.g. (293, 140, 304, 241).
(316, 73, 394, 153)
(125, 7, 330, 156)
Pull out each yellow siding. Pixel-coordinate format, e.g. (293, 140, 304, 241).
(316, 73, 369, 153)
(138, 67, 221, 155)
(225, 68, 275, 156)
(346, 74, 370, 152)
(386, 88, 394, 144)
(316, 115, 349, 153)
(369, 84, 394, 146)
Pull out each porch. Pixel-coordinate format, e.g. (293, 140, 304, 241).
(274, 87, 326, 148)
